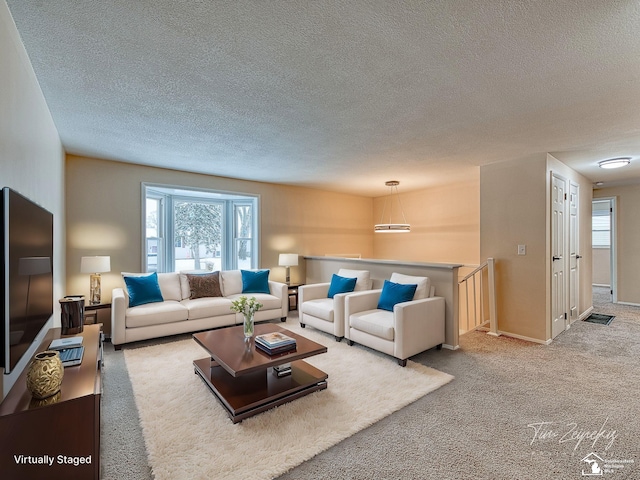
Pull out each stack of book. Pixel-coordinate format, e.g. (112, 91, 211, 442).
(273, 363, 292, 377)
(255, 332, 297, 355)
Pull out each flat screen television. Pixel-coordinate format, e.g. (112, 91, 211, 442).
(1, 187, 53, 374)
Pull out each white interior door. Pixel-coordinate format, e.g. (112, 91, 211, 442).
(569, 182, 580, 322)
(551, 174, 567, 338)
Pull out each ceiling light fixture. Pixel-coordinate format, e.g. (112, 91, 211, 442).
(374, 181, 410, 233)
(598, 157, 631, 169)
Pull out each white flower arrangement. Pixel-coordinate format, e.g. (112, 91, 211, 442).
(230, 295, 263, 316)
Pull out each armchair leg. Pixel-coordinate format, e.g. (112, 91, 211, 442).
(346, 339, 354, 346)
(281, 317, 287, 322)
(436, 344, 443, 350)
(334, 336, 343, 342)
(397, 358, 407, 367)
(300, 323, 306, 328)
(114, 344, 122, 351)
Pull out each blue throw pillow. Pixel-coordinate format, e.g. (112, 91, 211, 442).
(377, 280, 417, 312)
(124, 272, 164, 308)
(327, 274, 357, 299)
(241, 269, 270, 294)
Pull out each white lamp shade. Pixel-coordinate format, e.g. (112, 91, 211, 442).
(278, 253, 298, 267)
(80, 256, 111, 274)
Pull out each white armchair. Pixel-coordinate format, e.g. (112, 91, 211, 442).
(298, 269, 372, 341)
(344, 273, 445, 366)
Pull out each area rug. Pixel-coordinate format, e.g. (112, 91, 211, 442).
(583, 313, 615, 325)
(123, 323, 454, 480)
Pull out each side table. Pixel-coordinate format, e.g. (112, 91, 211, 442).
(286, 283, 304, 311)
(85, 302, 112, 340)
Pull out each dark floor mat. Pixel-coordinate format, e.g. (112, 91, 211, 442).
(583, 313, 615, 325)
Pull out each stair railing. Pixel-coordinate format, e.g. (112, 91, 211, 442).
(458, 258, 498, 336)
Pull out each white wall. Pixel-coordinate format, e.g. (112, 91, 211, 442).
(0, 2, 64, 399)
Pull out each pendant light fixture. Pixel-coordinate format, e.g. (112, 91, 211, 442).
(374, 181, 410, 233)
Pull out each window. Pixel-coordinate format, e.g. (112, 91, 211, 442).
(592, 200, 610, 248)
(143, 184, 259, 272)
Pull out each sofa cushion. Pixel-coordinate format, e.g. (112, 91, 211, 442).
(122, 272, 182, 302)
(377, 280, 417, 312)
(123, 273, 164, 307)
(125, 300, 188, 328)
(390, 272, 430, 300)
(186, 272, 222, 299)
(241, 269, 270, 294)
(179, 270, 210, 299)
(327, 274, 357, 298)
(338, 268, 372, 291)
(301, 298, 335, 322)
(225, 292, 282, 311)
(349, 309, 395, 341)
(182, 297, 233, 320)
(220, 270, 242, 297)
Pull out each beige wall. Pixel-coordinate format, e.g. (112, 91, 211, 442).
(592, 248, 610, 286)
(479, 154, 592, 343)
(480, 155, 548, 340)
(1, 2, 65, 398)
(594, 185, 640, 304)
(373, 176, 480, 265)
(65, 156, 373, 300)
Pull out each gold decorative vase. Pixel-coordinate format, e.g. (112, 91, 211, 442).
(26, 350, 64, 400)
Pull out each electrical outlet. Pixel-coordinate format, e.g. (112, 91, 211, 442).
(517, 245, 526, 256)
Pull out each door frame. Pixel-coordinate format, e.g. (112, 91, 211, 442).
(592, 196, 617, 303)
(568, 181, 580, 323)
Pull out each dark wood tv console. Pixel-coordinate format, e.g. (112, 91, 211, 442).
(0, 324, 103, 479)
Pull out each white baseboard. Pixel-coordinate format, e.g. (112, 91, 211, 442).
(578, 307, 594, 322)
(617, 301, 640, 307)
(442, 343, 459, 350)
(494, 331, 552, 345)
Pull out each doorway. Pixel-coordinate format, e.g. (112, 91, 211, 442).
(592, 197, 616, 303)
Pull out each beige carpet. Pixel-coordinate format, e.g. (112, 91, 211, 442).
(123, 323, 453, 480)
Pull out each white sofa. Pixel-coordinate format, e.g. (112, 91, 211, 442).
(111, 270, 287, 349)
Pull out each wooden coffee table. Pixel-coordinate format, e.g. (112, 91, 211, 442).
(193, 323, 328, 423)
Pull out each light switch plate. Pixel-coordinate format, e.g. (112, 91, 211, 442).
(517, 245, 526, 255)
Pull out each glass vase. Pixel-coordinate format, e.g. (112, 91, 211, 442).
(243, 313, 254, 339)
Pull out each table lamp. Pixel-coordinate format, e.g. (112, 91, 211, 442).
(278, 253, 298, 285)
(80, 256, 111, 304)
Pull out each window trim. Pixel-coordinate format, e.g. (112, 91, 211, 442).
(141, 182, 260, 272)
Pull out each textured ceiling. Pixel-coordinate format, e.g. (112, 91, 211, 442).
(7, 0, 640, 196)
